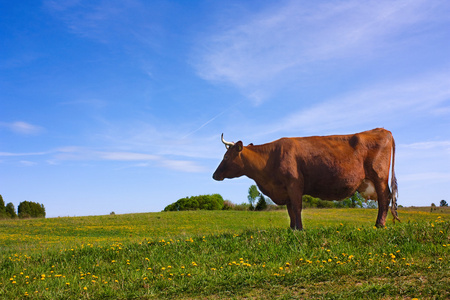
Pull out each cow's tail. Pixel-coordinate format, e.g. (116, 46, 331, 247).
(390, 138, 401, 223)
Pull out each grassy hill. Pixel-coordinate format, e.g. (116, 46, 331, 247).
(1, 207, 449, 299)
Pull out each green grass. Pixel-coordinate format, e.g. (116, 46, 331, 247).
(1, 207, 449, 299)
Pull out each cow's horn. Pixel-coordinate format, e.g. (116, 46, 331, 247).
(221, 133, 235, 149)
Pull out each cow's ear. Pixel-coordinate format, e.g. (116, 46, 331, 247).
(235, 141, 243, 152)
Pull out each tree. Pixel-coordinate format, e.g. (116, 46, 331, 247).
(5, 203, 17, 218)
(365, 200, 378, 209)
(350, 192, 364, 208)
(440, 200, 448, 207)
(255, 195, 268, 211)
(431, 203, 437, 212)
(248, 185, 260, 210)
(0, 194, 6, 218)
(18, 201, 46, 218)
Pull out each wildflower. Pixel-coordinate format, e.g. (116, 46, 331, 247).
(83, 287, 87, 291)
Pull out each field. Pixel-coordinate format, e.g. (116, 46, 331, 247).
(1, 207, 449, 299)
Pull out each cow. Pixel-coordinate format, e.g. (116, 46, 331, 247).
(212, 128, 400, 230)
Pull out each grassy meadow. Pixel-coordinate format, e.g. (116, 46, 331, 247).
(1, 207, 449, 299)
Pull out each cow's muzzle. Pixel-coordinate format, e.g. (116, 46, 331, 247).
(212, 172, 224, 181)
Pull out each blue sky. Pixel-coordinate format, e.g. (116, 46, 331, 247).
(1, 0, 449, 217)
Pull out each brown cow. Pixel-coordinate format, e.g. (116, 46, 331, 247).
(213, 128, 400, 230)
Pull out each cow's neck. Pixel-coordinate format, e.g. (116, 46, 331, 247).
(241, 147, 271, 183)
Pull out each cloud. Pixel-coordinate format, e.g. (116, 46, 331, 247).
(20, 160, 38, 166)
(97, 152, 159, 161)
(193, 0, 449, 103)
(43, 0, 164, 48)
(264, 71, 450, 135)
(160, 159, 207, 173)
(1, 121, 43, 135)
(402, 141, 450, 150)
(59, 99, 107, 109)
(50, 147, 207, 173)
(400, 172, 450, 182)
(0, 151, 49, 157)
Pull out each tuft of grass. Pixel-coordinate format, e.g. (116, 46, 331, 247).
(0, 208, 449, 299)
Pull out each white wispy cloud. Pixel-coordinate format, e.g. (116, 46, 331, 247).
(264, 71, 450, 135)
(51, 147, 206, 173)
(400, 172, 450, 182)
(193, 0, 449, 103)
(43, 0, 164, 49)
(0, 151, 49, 157)
(160, 159, 207, 173)
(59, 99, 107, 109)
(402, 141, 450, 150)
(0, 121, 44, 135)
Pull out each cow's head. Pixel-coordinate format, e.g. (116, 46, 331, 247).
(212, 134, 245, 181)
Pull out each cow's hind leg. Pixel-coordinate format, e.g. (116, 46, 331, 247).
(375, 181, 390, 228)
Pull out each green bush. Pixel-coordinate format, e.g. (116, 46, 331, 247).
(222, 200, 235, 210)
(164, 194, 224, 211)
(17, 201, 46, 219)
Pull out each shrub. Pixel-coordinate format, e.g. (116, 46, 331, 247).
(164, 194, 224, 211)
(233, 203, 251, 211)
(222, 200, 235, 210)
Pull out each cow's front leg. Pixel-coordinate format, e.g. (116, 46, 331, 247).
(287, 185, 303, 230)
(286, 202, 297, 229)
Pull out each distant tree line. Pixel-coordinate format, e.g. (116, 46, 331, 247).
(247, 185, 378, 210)
(0, 195, 46, 219)
(163, 188, 447, 213)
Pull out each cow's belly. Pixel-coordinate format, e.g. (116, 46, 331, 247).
(304, 172, 365, 200)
